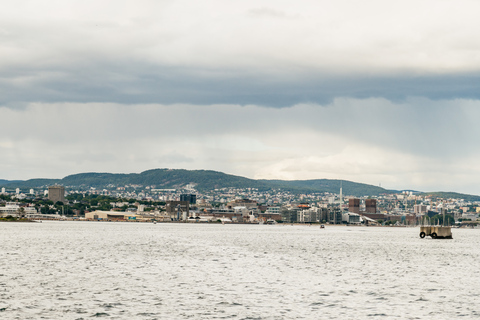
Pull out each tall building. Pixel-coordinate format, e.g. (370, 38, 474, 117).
(48, 186, 65, 203)
(365, 199, 377, 213)
(180, 194, 197, 204)
(349, 198, 360, 213)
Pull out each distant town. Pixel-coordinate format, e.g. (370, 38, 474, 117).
(1, 181, 479, 226)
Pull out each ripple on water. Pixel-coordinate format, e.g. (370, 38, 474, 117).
(0, 222, 479, 319)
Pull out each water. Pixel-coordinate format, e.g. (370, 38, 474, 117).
(1, 222, 479, 319)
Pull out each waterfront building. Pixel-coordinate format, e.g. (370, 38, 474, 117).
(342, 212, 361, 224)
(85, 210, 136, 221)
(328, 209, 343, 224)
(0, 202, 37, 217)
(0, 202, 21, 217)
(166, 201, 190, 220)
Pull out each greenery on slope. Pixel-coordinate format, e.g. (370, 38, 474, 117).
(419, 192, 480, 202)
(263, 179, 392, 196)
(0, 169, 392, 196)
(0, 179, 23, 186)
(2, 168, 479, 199)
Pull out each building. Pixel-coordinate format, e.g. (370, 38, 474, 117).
(48, 186, 65, 203)
(365, 199, 377, 213)
(166, 201, 190, 220)
(328, 209, 343, 224)
(226, 199, 258, 209)
(281, 207, 299, 223)
(342, 212, 361, 224)
(85, 210, 136, 221)
(349, 198, 360, 213)
(0, 202, 37, 217)
(180, 194, 197, 204)
(361, 213, 386, 222)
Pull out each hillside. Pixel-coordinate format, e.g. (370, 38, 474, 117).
(0, 168, 396, 196)
(0, 179, 22, 186)
(420, 192, 480, 202)
(4, 168, 480, 198)
(264, 179, 393, 196)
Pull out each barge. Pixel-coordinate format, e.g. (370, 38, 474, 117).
(419, 225, 452, 239)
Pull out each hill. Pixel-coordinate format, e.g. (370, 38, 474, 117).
(264, 179, 393, 196)
(3, 169, 480, 199)
(0, 179, 22, 186)
(420, 192, 480, 202)
(0, 169, 396, 196)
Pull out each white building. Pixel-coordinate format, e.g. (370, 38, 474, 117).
(342, 212, 362, 224)
(0, 202, 36, 217)
(462, 213, 478, 221)
(265, 206, 280, 214)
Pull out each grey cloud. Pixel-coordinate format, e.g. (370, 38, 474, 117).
(2, 0, 480, 108)
(2, 63, 480, 107)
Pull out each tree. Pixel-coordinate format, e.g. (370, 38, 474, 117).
(17, 207, 25, 218)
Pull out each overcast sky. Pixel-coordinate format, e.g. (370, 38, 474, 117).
(2, 0, 480, 194)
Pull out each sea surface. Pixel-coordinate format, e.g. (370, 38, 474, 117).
(0, 221, 479, 319)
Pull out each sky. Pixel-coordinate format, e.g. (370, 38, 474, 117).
(2, 0, 480, 194)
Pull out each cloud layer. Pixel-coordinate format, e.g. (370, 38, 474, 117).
(2, 1, 480, 106)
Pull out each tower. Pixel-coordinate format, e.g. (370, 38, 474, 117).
(48, 186, 65, 203)
(349, 198, 360, 213)
(339, 181, 343, 212)
(365, 199, 377, 213)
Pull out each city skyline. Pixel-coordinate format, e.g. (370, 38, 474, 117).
(2, 1, 480, 194)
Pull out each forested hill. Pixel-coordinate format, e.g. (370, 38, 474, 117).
(3, 169, 480, 199)
(0, 169, 395, 196)
(420, 192, 480, 202)
(262, 179, 390, 196)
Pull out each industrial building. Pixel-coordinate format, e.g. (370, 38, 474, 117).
(85, 210, 132, 220)
(165, 201, 190, 220)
